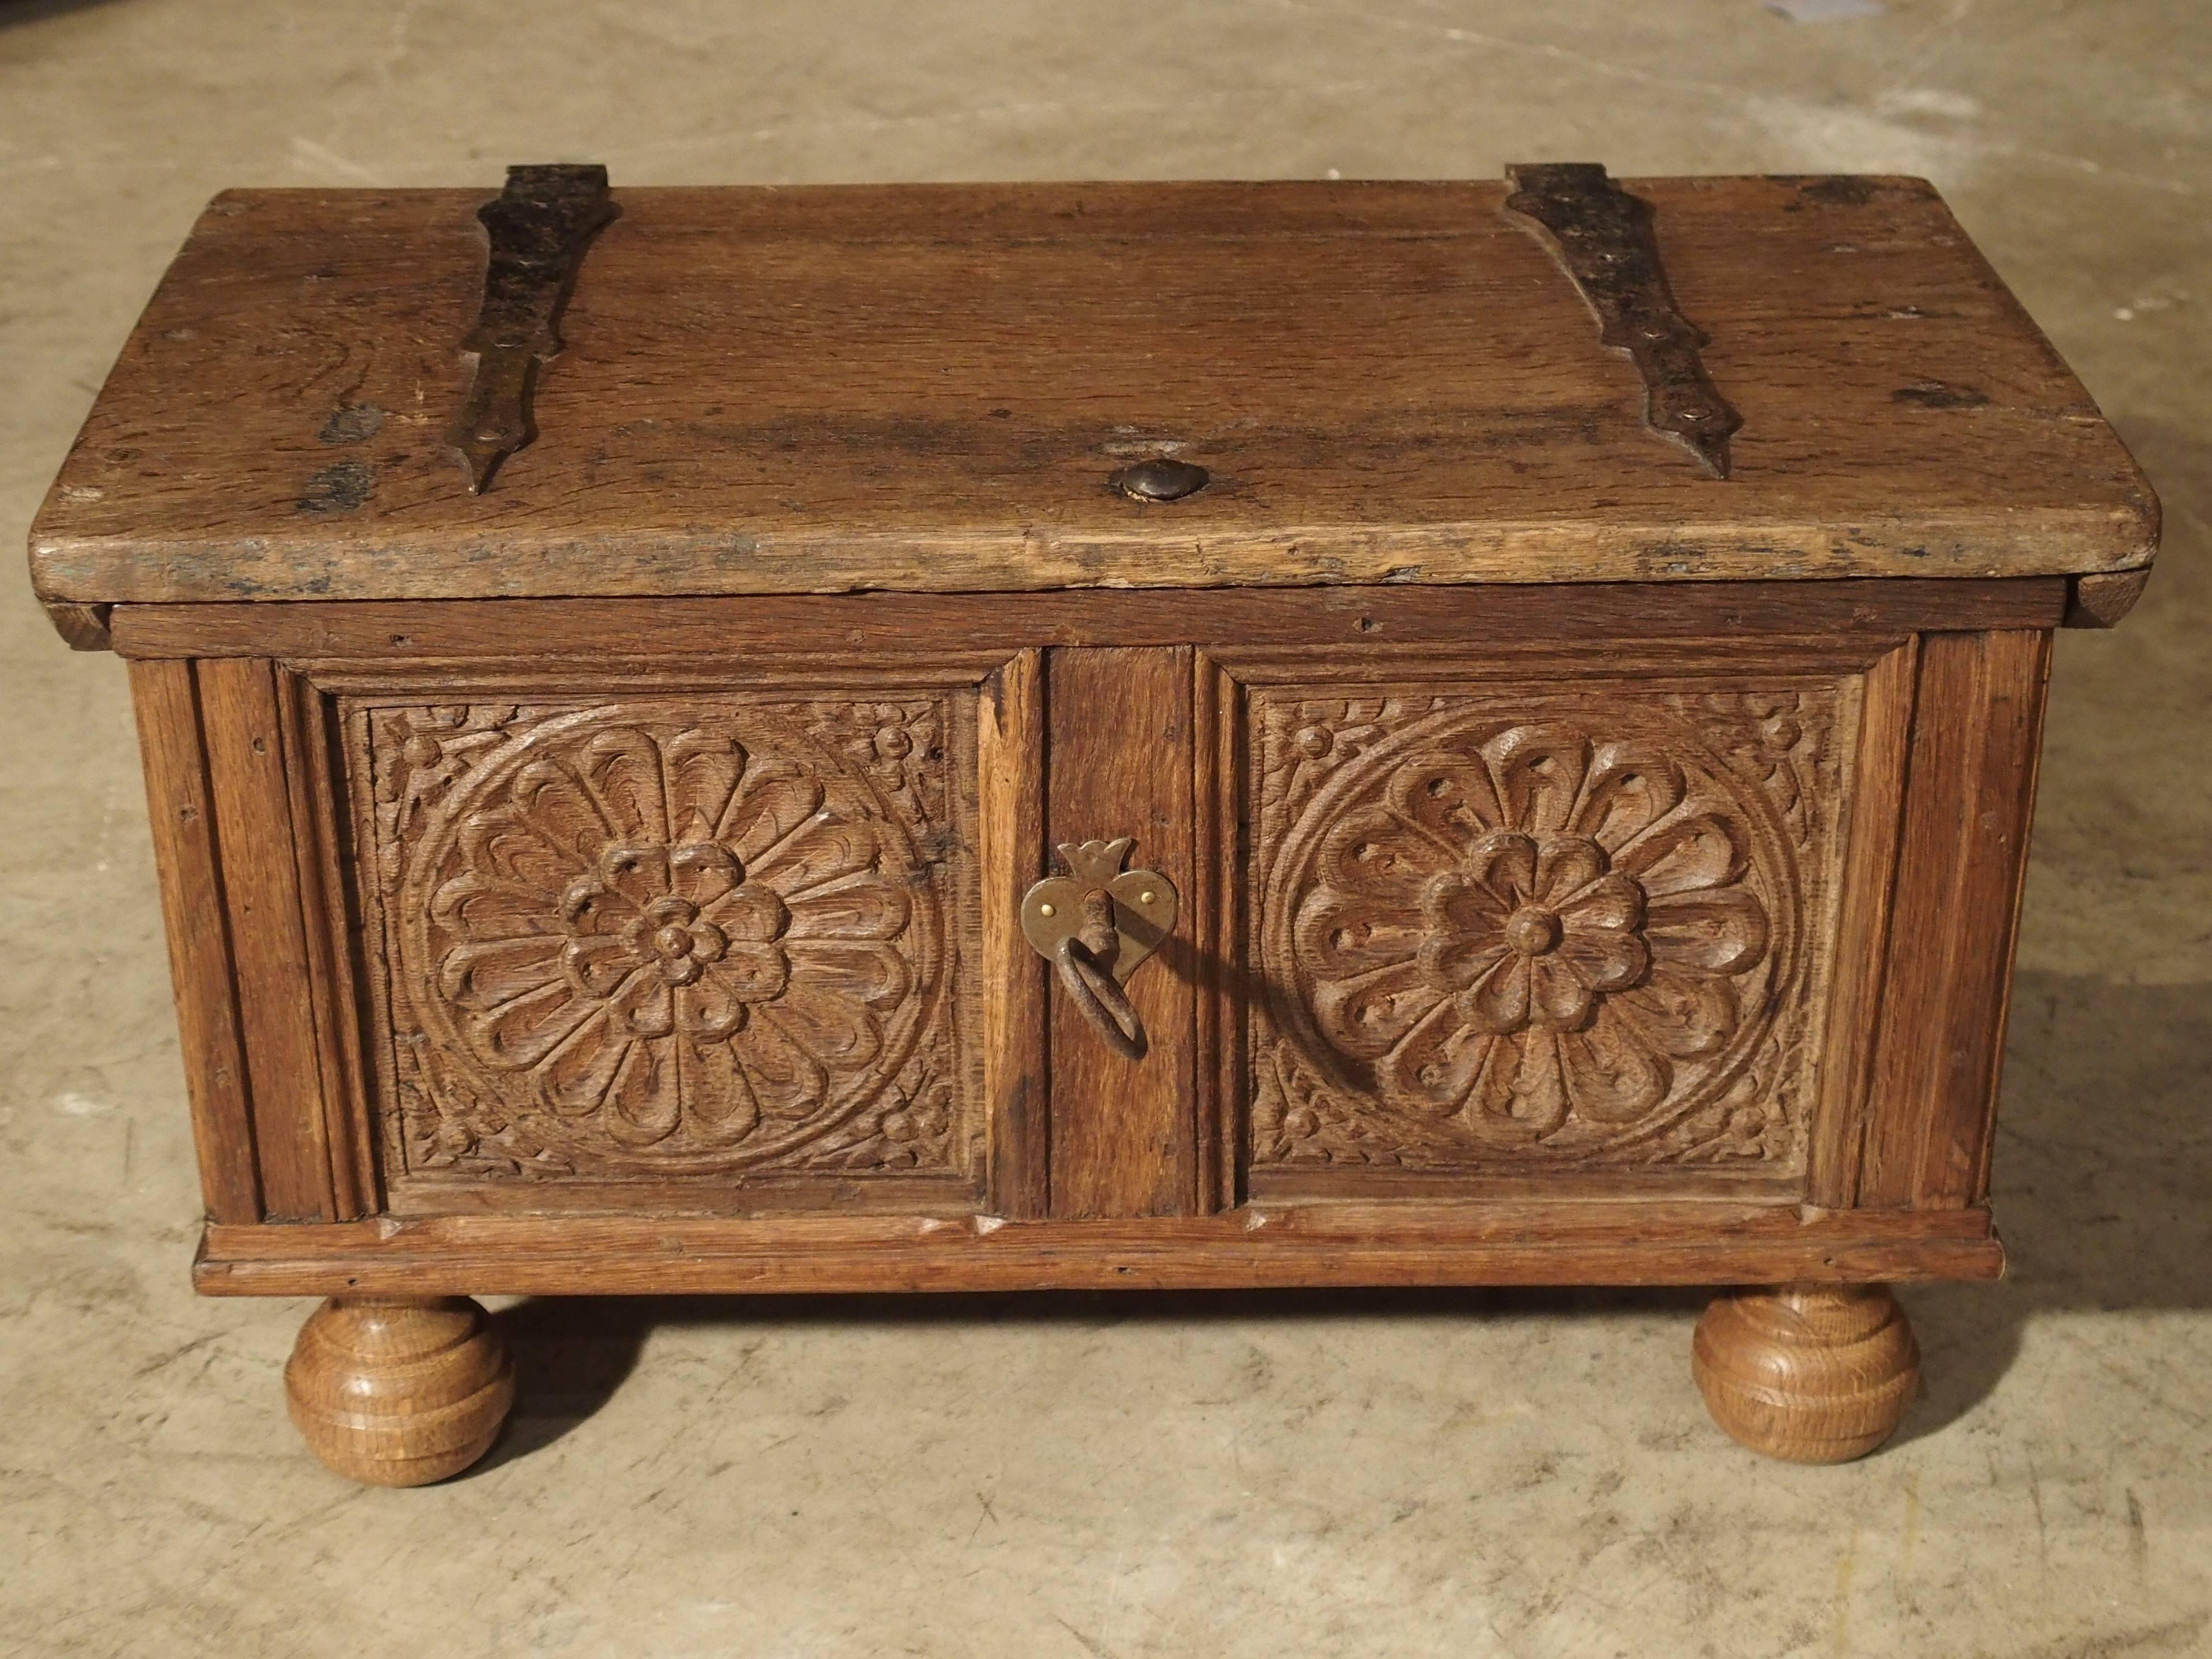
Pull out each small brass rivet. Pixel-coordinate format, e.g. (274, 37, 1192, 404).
(1113, 457, 1209, 502)
(1039, 903, 1055, 917)
(1140, 891, 1157, 904)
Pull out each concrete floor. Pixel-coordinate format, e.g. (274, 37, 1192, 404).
(3, 1, 2208, 1654)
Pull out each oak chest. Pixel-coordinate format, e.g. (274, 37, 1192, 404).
(30, 167, 2158, 1482)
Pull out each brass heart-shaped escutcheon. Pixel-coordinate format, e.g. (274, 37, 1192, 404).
(1020, 838, 1179, 1061)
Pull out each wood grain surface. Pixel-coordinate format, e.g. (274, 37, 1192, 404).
(1692, 1283, 1921, 1463)
(1045, 648, 1198, 1217)
(32, 179, 2155, 608)
(129, 660, 261, 1224)
(1859, 629, 2051, 1207)
(284, 1296, 513, 1486)
(197, 1202, 2004, 1296)
(106, 578, 2073, 660)
(980, 651, 1051, 1219)
(1806, 639, 1919, 1207)
(195, 658, 345, 1222)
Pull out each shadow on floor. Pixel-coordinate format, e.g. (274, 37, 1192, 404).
(1887, 972, 2212, 1445)
(0, 0, 119, 26)
(476, 1294, 653, 1472)
(467, 969, 2211, 1472)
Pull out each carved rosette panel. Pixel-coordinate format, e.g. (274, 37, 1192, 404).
(1249, 685, 1846, 1174)
(362, 697, 976, 1181)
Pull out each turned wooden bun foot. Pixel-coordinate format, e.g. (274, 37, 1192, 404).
(1692, 1284, 1920, 1464)
(284, 1296, 515, 1486)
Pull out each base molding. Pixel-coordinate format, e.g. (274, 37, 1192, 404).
(198, 1204, 2003, 1297)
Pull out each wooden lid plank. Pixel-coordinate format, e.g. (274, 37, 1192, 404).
(30, 177, 2157, 605)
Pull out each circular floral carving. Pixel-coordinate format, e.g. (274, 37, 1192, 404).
(400, 706, 940, 1163)
(1272, 715, 1791, 1150)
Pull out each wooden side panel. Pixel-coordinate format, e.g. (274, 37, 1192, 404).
(980, 652, 1049, 1219)
(1046, 647, 1197, 1218)
(1860, 629, 2052, 1207)
(1806, 639, 1918, 1206)
(196, 657, 339, 1221)
(128, 660, 260, 1224)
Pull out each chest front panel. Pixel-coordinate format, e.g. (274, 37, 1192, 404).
(342, 680, 993, 1214)
(1236, 672, 1855, 1197)
(121, 585, 2051, 1282)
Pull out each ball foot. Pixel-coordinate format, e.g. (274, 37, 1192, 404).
(1692, 1283, 1919, 1464)
(284, 1296, 514, 1486)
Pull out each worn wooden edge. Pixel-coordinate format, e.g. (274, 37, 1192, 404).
(385, 1171, 987, 1218)
(293, 659, 1006, 697)
(948, 689, 993, 1205)
(36, 508, 2156, 609)
(1939, 212, 2165, 603)
(1194, 652, 1243, 1214)
(1211, 638, 1906, 682)
(42, 599, 113, 650)
(194, 1204, 2004, 1296)
(107, 579, 2073, 659)
(1969, 633, 2053, 1205)
(979, 650, 1049, 1220)
(1245, 1167, 1807, 1204)
(337, 698, 405, 1209)
(2063, 567, 2153, 628)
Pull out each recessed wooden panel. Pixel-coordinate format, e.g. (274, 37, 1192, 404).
(1230, 661, 1868, 1197)
(346, 690, 987, 1207)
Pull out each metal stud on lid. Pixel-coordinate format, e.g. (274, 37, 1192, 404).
(1112, 458, 1210, 501)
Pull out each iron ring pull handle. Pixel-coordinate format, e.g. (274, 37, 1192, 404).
(1055, 892, 1148, 1061)
(1019, 837, 1180, 1066)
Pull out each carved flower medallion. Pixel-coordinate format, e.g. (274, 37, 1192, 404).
(387, 702, 952, 1169)
(1267, 711, 1797, 1155)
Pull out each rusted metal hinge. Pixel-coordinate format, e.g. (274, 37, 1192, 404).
(448, 163, 619, 494)
(1503, 162, 1742, 479)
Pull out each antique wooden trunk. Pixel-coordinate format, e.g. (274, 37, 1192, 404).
(30, 168, 2157, 1482)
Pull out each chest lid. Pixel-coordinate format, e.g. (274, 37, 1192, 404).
(30, 168, 2156, 610)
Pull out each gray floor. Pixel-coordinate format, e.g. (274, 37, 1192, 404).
(3, 2, 2208, 1655)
